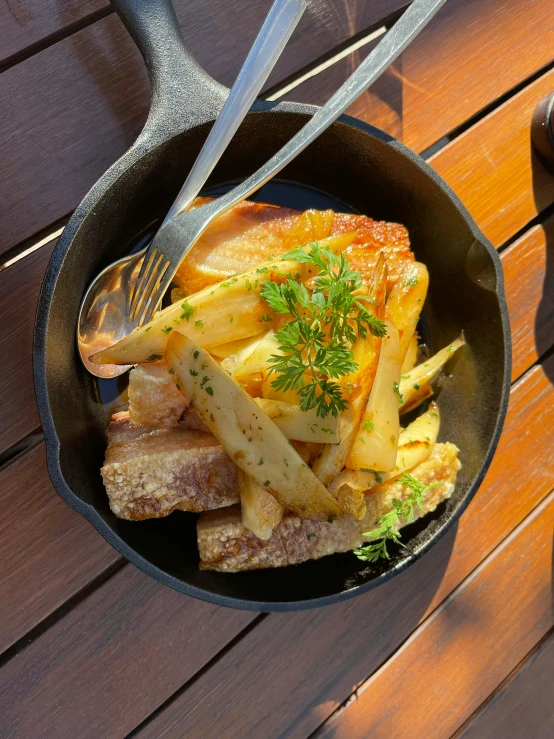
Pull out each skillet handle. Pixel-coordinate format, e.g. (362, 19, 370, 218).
(110, 0, 227, 137)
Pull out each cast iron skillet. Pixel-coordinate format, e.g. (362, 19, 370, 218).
(33, 0, 511, 611)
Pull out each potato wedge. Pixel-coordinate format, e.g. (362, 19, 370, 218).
(238, 469, 284, 540)
(399, 335, 465, 409)
(208, 333, 268, 359)
(253, 398, 339, 443)
(385, 262, 429, 364)
(222, 330, 281, 378)
(91, 257, 307, 366)
(311, 254, 387, 485)
(400, 382, 434, 415)
(401, 332, 418, 375)
(165, 332, 341, 521)
(347, 319, 401, 472)
(329, 402, 440, 494)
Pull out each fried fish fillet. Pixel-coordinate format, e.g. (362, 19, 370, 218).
(197, 442, 460, 571)
(101, 413, 239, 520)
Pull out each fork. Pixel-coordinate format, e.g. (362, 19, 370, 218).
(128, 0, 307, 326)
(129, 0, 446, 326)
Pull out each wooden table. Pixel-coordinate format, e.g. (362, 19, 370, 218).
(1, 1, 554, 736)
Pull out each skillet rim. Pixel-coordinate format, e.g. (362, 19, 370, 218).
(33, 103, 512, 611)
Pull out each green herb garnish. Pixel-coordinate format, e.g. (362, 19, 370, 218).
(353, 473, 445, 562)
(260, 243, 386, 418)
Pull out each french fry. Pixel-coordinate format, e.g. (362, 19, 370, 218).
(253, 398, 340, 443)
(399, 335, 465, 409)
(329, 402, 441, 494)
(238, 469, 284, 540)
(208, 332, 268, 359)
(166, 332, 341, 521)
(222, 330, 281, 378)
(347, 319, 401, 472)
(311, 254, 387, 485)
(400, 383, 434, 415)
(385, 262, 429, 364)
(401, 332, 418, 375)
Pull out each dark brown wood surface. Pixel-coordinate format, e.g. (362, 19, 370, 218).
(2, 0, 554, 736)
(1, 0, 553, 258)
(458, 629, 554, 739)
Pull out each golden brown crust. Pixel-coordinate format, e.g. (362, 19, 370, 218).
(198, 443, 460, 571)
(102, 416, 239, 520)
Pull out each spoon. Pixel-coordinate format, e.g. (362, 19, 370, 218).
(78, 0, 307, 378)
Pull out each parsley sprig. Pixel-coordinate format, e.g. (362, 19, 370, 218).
(353, 473, 445, 562)
(260, 243, 387, 418)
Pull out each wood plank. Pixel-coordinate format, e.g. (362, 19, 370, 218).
(0, 564, 257, 738)
(458, 629, 554, 739)
(1, 0, 405, 73)
(0, 444, 119, 654)
(126, 357, 554, 739)
(429, 67, 554, 247)
(284, 0, 554, 153)
(318, 491, 554, 739)
(0, 239, 56, 453)
(502, 216, 554, 381)
(2, 0, 554, 258)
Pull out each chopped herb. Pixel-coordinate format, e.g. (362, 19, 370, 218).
(362, 419, 374, 432)
(180, 301, 194, 321)
(176, 383, 181, 391)
(146, 353, 163, 361)
(430, 412, 439, 419)
(229, 316, 234, 323)
(260, 314, 272, 322)
(401, 374, 411, 380)
(405, 276, 419, 287)
(361, 469, 383, 484)
(245, 279, 253, 292)
(200, 376, 209, 388)
(360, 436, 366, 444)
(413, 382, 421, 390)
(189, 369, 198, 376)
(205, 387, 214, 396)
(193, 350, 199, 360)
(195, 320, 204, 328)
(162, 326, 173, 335)
(258, 457, 264, 466)
(264, 480, 271, 486)
(393, 381, 404, 405)
(390, 434, 397, 445)
(353, 473, 445, 561)
(168, 367, 175, 375)
(144, 327, 152, 333)
(256, 267, 269, 274)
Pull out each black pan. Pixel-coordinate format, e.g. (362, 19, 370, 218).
(33, 0, 511, 611)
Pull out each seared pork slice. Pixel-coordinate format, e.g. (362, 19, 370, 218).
(102, 415, 239, 520)
(173, 199, 413, 295)
(198, 442, 460, 571)
(128, 362, 188, 428)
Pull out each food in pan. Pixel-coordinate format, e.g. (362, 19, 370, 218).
(93, 199, 463, 571)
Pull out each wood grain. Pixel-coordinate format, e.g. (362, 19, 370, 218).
(429, 68, 554, 247)
(501, 216, 554, 381)
(0, 444, 119, 654)
(458, 629, 554, 739)
(2, 0, 554, 257)
(318, 491, 554, 739)
(283, 0, 554, 153)
(0, 0, 406, 73)
(131, 357, 554, 739)
(0, 564, 257, 738)
(0, 238, 56, 453)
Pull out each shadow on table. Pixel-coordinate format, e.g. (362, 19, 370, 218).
(531, 146, 554, 386)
